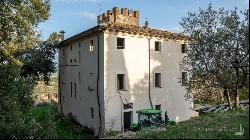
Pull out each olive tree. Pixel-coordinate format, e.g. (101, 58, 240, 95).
(180, 4, 249, 109)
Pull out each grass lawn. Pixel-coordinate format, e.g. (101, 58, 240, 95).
(31, 104, 249, 139)
(136, 108, 249, 139)
(31, 104, 95, 139)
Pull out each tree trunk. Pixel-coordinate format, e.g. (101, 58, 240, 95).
(234, 89, 240, 109)
(224, 87, 232, 110)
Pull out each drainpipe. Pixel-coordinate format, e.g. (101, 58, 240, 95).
(96, 33, 103, 137)
(148, 38, 153, 109)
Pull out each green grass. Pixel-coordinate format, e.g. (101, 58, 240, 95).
(31, 104, 249, 139)
(136, 108, 249, 139)
(105, 131, 121, 137)
(31, 105, 95, 139)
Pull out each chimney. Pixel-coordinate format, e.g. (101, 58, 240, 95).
(59, 30, 65, 41)
(128, 10, 133, 17)
(121, 8, 127, 16)
(143, 21, 149, 28)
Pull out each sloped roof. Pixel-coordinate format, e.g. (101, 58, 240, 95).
(58, 23, 190, 47)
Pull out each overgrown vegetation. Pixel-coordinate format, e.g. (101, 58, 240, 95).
(0, 64, 56, 139)
(31, 104, 95, 139)
(0, 0, 60, 139)
(137, 109, 249, 139)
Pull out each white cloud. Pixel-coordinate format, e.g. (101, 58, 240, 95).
(79, 11, 97, 21)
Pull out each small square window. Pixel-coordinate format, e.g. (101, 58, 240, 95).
(182, 44, 187, 53)
(79, 51, 80, 63)
(70, 82, 72, 97)
(117, 74, 126, 90)
(155, 104, 161, 110)
(117, 38, 125, 49)
(91, 107, 94, 119)
(74, 82, 76, 99)
(155, 73, 161, 88)
(155, 41, 161, 52)
(79, 72, 81, 83)
(90, 40, 94, 52)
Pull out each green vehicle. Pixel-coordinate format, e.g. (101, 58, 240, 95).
(130, 109, 165, 131)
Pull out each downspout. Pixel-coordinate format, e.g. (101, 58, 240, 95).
(148, 38, 153, 109)
(96, 34, 103, 137)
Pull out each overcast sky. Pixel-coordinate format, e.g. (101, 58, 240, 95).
(38, 0, 249, 40)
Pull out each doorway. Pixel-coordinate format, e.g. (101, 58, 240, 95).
(123, 111, 133, 131)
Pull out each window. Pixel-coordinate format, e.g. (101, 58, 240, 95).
(74, 82, 76, 99)
(155, 41, 161, 52)
(70, 82, 72, 97)
(182, 72, 188, 86)
(91, 107, 94, 119)
(155, 104, 161, 110)
(79, 42, 81, 47)
(117, 37, 125, 49)
(182, 44, 187, 53)
(117, 74, 126, 90)
(70, 59, 72, 63)
(70, 45, 72, 51)
(90, 40, 94, 52)
(63, 49, 65, 56)
(79, 72, 81, 83)
(74, 59, 76, 63)
(155, 73, 161, 88)
(79, 51, 80, 63)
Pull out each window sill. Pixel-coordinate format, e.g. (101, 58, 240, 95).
(118, 89, 128, 91)
(117, 46, 125, 49)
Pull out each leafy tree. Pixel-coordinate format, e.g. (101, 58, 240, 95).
(0, 0, 58, 138)
(19, 32, 60, 84)
(0, 64, 56, 139)
(0, 0, 50, 64)
(180, 4, 249, 109)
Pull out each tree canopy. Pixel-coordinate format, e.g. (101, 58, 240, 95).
(180, 4, 249, 108)
(0, 0, 50, 64)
